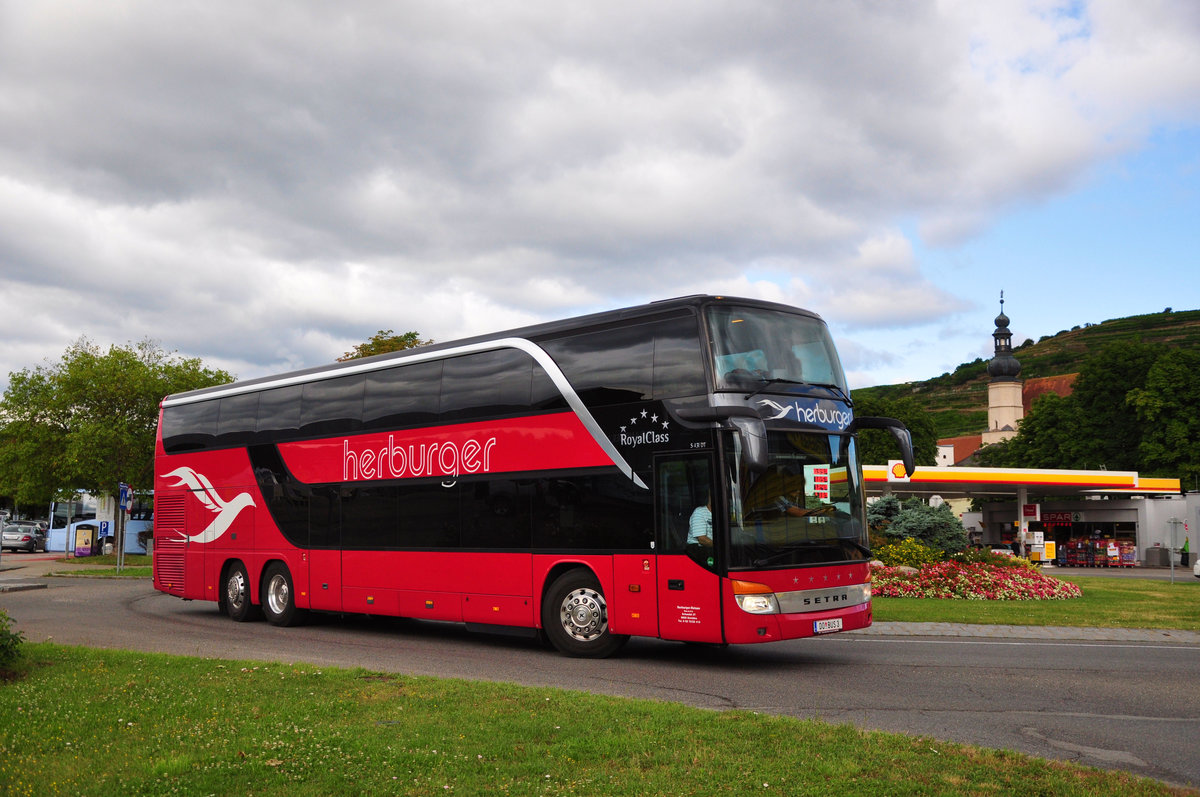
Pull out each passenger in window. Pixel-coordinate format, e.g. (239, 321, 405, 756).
(688, 496, 713, 547)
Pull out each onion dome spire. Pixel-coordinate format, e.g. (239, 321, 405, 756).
(987, 291, 1021, 381)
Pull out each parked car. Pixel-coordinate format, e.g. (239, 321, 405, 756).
(2, 523, 48, 553)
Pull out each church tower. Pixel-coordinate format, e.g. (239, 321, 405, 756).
(982, 292, 1023, 445)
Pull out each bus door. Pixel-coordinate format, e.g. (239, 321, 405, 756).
(654, 454, 724, 643)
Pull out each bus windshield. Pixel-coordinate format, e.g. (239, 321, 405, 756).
(726, 429, 867, 569)
(707, 305, 847, 393)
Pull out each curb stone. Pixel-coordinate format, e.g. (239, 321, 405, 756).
(852, 621, 1200, 644)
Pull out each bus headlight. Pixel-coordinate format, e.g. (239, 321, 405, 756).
(732, 580, 780, 615)
(735, 594, 780, 614)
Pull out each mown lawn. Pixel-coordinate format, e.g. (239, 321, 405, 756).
(0, 644, 1188, 797)
(873, 575, 1200, 630)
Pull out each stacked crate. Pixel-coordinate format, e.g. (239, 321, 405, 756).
(1064, 539, 1088, 567)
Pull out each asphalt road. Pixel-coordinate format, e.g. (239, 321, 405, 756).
(3, 565, 1199, 789)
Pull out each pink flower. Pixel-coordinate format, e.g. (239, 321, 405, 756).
(870, 561, 1081, 600)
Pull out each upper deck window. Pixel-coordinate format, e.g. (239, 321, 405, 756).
(707, 306, 846, 393)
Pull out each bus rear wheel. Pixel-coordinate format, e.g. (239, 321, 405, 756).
(542, 570, 627, 658)
(262, 562, 307, 627)
(223, 562, 259, 622)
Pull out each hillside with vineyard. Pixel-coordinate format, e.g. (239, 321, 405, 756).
(853, 308, 1200, 439)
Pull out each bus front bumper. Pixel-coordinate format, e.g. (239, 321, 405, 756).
(724, 582, 872, 643)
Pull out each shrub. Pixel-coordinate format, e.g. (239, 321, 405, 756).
(867, 495, 902, 534)
(873, 537, 943, 569)
(951, 547, 1032, 568)
(871, 496, 969, 556)
(887, 499, 969, 554)
(0, 609, 25, 670)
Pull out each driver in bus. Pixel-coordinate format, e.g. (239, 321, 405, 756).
(747, 466, 834, 519)
(775, 493, 835, 518)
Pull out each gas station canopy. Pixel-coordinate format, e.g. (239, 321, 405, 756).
(863, 464, 1182, 500)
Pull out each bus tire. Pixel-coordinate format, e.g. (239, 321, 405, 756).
(223, 561, 259, 622)
(542, 569, 628, 658)
(261, 562, 306, 627)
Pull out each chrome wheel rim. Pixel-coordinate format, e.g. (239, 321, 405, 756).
(227, 570, 247, 611)
(265, 573, 290, 616)
(559, 587, 607, 642)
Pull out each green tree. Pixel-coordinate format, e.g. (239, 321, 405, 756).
(1129, 348, 1200, 484)
(973, 436, 1012, 469)
(977, 391, 1080, 469)
(338, 330, 431, 361)
(0, 365, 62, 506)
(977, 341, 1169, 473)
(1069, 341, 1162, 471)
(852, 395, 937, 467)
(0, 339, 231, 505)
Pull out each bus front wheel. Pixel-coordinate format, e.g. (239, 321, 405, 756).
(542, 570, 628, 658)
(262, 562, 307, 627)
(223, 562, 259, 622)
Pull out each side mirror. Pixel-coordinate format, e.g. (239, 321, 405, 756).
(729, 415, 769, 474)
(675, 406, 769, 474)
(848, 416, 915, 477)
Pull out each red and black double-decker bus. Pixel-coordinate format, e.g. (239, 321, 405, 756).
(153, 295, 912, 657)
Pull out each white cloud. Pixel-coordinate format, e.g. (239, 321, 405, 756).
(0, 1, 1198, 392)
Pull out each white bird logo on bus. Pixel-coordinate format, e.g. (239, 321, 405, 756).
(165, 466, 255, 544)
(757, 399, 794, 420)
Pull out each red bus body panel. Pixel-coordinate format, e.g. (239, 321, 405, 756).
(655, 555, 724, 643)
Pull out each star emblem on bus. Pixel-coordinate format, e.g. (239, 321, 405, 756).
(617, 407, 673, 448)
(620, 407, 671, 434)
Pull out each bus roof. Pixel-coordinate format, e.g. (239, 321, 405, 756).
(163, 294, 825, 405)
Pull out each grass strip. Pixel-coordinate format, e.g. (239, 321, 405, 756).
(873, 575, 1200, 630)
(47, 554, 151, 579)
(0, 644, 1188, 796)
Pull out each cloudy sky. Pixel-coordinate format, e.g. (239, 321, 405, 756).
(2, 1, 1198, 395)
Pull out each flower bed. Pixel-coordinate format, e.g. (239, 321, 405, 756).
(870, 560, 1083, 600)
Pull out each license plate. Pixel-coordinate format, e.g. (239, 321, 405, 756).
(813, 618, 843, 634)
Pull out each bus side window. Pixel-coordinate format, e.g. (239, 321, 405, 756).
(256, 385, 302, 442)
(362, 361, 441, 432)
(441, 349, 533, 421)
(162, 400, 219, 453)
(217, 392, 260, 448)
(301, 374, 365, 437)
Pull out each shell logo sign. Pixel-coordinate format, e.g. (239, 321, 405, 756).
(888, 460, 911, 482)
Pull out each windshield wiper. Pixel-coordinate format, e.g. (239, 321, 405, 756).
(752, 538, 868, 568)
(743, 377, 804, 400)
(751, 541, 831, 567)
(806, 381, 851, 404)
(743, 377, 850, 404)
(849, 540, 872, 558)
